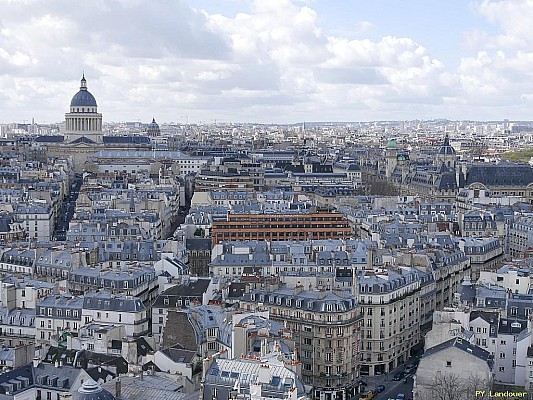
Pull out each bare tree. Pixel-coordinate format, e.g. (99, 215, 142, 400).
(416, 372, 490, 400)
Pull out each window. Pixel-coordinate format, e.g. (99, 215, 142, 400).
(499, 366, 505, 372)
(500, 353, 505, 358)
(446, 361, 452, 367)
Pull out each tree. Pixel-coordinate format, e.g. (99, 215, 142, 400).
(416, 371, 490, 400)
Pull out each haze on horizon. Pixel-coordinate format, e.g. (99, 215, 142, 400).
(1, 0, 533, 125)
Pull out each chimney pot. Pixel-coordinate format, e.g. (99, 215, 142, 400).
(116, 378, 121, 398)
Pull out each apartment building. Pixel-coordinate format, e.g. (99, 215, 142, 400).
(357, 266, 422, 375)
(14, 203, 54, 241)
(81, 291, 150, 338)
(0, 249, 36, 275)
(68, 265, 158, 306)
(36, 294, 83, 344)
(458, 237, 503, 281)
(478, 265, 531, 295)
(508, 215, 533, 258)
(151, 278, 212, 342)
(240, 286, 362, 400)
(211, 211, 352, 246)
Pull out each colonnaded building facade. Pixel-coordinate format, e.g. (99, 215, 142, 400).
(42, 75, 152, 170)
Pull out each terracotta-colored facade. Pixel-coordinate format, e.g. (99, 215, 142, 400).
(211, 211, 352, 245)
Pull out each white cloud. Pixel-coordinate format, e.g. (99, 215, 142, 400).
(1, 0, 532, 122)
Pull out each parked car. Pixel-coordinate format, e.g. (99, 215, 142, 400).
(393, 372, 405, 381)
(404, 364, 415, 374)
(360, 390, 376, 400)
(396, 394, 405, 400)
(375, 385, 385, 393)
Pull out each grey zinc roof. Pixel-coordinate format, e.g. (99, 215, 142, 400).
(235, 315, 285, 337)
(242, 286, 358, 314)
(102, 135, 150, 145)
(466, 162, 533, 187)
(160, 346, 197, 364)
(69, 266, 156, 287)
(38, 294, 84, 310)
(0, 308, 35, 328)
(0, 348, 13, 361)
(357, 268, 420, 294)
(83, 291, 145, 312)
(2, 276, 54, 290)
(498, 318, 528, 335)
(153, 279, 211, 308)
(185, 238, 211, 251)
(204, 358, 306, 400)
(422, 337, 493, 368)
(101, 375, 190, 400)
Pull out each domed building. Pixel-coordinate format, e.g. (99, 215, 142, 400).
(64, 74, 103, 144)
(73, 379, 115, 400)
(435, 133, 456, 168)
(146, 118, 161, 137)
(43, 74, 152, 171)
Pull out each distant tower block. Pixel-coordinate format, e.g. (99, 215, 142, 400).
(64, 74, 103, 144)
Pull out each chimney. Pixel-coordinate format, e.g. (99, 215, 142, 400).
(115, 377, 121, 398)
(32, 357, 40, 368)
(257, 364, 271, 384)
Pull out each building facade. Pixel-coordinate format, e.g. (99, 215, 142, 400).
(240, 287, 362, 400)
(211, 211, 352, 246)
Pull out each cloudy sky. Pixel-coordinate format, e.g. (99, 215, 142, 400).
(1, 0, 533, 124)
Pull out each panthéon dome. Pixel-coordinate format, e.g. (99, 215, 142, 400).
(70, 74, 97, 108)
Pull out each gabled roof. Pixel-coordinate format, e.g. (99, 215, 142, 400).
(422, 337, 493, 368)
(70, 136, 97, 145)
